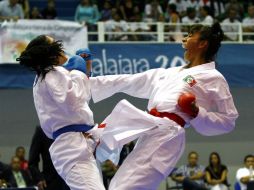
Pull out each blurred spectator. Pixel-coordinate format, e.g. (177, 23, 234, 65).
(225, 0, 244, 20)
(95, 0, 118, 11)
(222, 9, 240, 41)
(209, 0, 225, 19)
(30, 7, 42, 19)
(200, 6, 214, 25)
(144, 0, 163, 22)
(166, 3, 182, 42)
(0, 158, 9, 178)
(236, 154, 254, 190)
(171, 151, 207, 190)
(119, 0, 137, 21)
(205, 152, 229, 190)
(168, 0, 186, 16)
(74, 0, 100, 25)
(105, 11, 129, 41)
(129, 6, 151, 41)
(186, 0, 200, 11)
(18, 0, 29, 18)
(0, 0, 24, 21)
(15, 146, 28, 171)
(182, 7, 200, 24)
(100, 0, 112, 21)
(242, 5, 254, 40)
(2, 156, 33, 188)
(29, 126, 69, 190)
(101, 160, 117, 189)
(41, 0, 57, 19)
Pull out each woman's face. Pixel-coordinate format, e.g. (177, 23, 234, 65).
(46, 36, 68, 65)
(182, 31, 208, 63)
(211, 154, 219, 165)
(182, 32, 201, 62)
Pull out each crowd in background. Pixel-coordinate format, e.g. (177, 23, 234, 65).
(0, 0, 254, 41)
(0, 139, 254, 190)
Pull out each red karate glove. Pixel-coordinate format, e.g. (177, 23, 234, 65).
(178, 92, 199, 118)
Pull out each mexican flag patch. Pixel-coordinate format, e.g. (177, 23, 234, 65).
(183, 75, 197, 87)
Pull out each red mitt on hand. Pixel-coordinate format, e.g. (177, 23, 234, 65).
(178, 92, 199, 118)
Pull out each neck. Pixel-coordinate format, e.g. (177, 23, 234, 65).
(188, 57, 206, 68)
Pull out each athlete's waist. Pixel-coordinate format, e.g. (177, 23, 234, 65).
(149, 108, 186, 127)
(52, 124, 94, 140)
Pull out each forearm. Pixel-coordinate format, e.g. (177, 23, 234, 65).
(190, 105, 238, 136)
(241, 176, 250, 184)
(90, 69, 159, 102)
(172, 176, 184, 183)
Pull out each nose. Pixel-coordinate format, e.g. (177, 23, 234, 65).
(182, 36, 187, 43)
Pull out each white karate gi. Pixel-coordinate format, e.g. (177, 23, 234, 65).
(33, 66, 105, 190)
(90, 62, 238, 190)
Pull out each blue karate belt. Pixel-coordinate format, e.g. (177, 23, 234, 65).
(52, 124, 94, 140)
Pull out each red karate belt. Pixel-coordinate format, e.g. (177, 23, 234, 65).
(149, 108, 186, 128)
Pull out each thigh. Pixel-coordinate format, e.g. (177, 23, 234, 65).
(109, 165, 164, 190)
(109, 130, 185, 190)
(65, 159, 105, 190)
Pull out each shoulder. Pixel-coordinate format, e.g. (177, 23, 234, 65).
(194, 67, 228, 85)
(16, 3, 23, 9)
(222, 18, 229, 23)
(46, 66, 68, 77)
(44, 66, 69, 85)
(182, 16, 188, 23)
(242, 18, 249, 23)
(221, 165, 228, 170)
(205, 165, 210, 170)
(236, 167, 247, 174)
(198, 164, 205, 170)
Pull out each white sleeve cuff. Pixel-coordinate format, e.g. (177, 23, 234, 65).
(190, 106, 207, 126)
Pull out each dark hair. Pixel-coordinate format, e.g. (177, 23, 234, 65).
(188, 151, 198, 158)
(16, 35, 64, 80)
(209, 152, 221, 167)
(168, 4, 177, 13)
(244, 154, 254, 163)
(202, 6, 211, 15)
(189, 22, 224, 62)
(186, 7, 195, 15)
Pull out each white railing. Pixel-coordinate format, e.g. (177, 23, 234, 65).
(88, 22, 254, 44)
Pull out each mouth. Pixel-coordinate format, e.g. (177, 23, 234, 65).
(182, 44, 188, 52)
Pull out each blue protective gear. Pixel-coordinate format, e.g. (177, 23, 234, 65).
(63, 55, 86, 74)
(75, 48, 93, 61)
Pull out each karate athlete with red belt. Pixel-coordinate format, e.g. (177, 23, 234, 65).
(90, 23, 239, 190)
(17, 35, 105, 190)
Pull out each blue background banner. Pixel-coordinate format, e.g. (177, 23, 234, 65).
(0, 44, 253, 88)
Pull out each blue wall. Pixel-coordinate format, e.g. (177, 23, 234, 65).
(0, 44, 253, 88)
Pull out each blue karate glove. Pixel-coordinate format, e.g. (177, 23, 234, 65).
(63, 55, 86, 74)
(76, 48, 93, 61)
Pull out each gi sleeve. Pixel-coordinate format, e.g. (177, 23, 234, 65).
(90, 68, 163, 103)
(190, 77, 239, 136)
(45, 67, 90, 112)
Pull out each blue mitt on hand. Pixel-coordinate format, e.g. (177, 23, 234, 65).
(63, 55, 86, 74)
(76, 48, 93, 61)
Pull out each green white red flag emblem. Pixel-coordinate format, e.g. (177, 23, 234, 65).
(183, 75, 197, 87)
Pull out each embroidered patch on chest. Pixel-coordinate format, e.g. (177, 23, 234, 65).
(183, 75, 197, 87)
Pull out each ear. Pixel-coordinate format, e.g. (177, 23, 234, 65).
(198, 40, 208, 49)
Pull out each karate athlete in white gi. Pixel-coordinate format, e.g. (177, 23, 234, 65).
(91, 23, 239, 190)
(16, 35, 105, 190)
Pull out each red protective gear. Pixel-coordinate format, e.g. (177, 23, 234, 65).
(178, 92, 199, 117)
